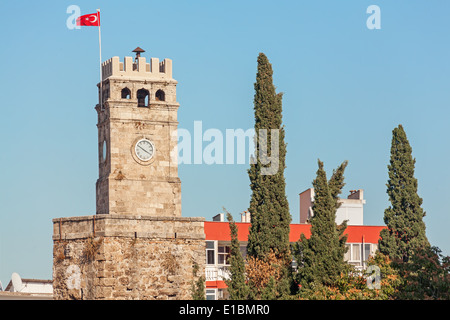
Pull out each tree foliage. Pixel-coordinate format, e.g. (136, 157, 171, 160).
(379, 124, 429, 262)
(224, 211, 250, 300)
(225, 211, 291, 300)
(294, 160, 349, 290)
(298, 251, 401, 300)
(190, 261, 205, 300)
(376, 125, 450, 300)
(246, 53, 292, 298)
(246, 249, 285, 299)
(397, 246, 450, 300)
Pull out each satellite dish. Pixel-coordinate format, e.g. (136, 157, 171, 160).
(11, 272, 24, 292)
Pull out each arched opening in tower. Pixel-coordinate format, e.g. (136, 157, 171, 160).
(155, 89, 165, 101)
(137, 89, 150, 107)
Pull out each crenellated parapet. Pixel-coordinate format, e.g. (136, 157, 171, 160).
(102, 56, 173, 80)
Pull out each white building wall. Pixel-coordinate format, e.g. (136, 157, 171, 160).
(300, 188, 365, 225)
(336, 202, 364, 226)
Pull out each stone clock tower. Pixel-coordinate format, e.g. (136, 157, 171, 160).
(52, 48, 205, 300)
(96, 47, 181, 216)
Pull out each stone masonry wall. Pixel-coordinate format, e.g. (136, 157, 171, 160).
(95, 77, 181, 217)
(52, 215, 205, 300)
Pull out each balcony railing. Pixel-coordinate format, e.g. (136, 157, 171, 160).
(205, 265, 231, 281)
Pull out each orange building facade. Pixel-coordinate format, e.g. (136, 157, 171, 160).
(203, 221, 385, 300)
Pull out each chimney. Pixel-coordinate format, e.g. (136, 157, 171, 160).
(212, 213, 225, 222)
(348, 189, 363, 200)
(241, 210, 251, 223)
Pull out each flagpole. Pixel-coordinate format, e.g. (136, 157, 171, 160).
(97, 9, 103, 110)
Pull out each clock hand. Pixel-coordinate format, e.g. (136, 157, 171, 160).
(138, 145, 151, 155)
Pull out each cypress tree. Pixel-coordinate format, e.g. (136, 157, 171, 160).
(224, 211, 249, 300)
(246, 53, 292, 297)
(328, 160, 348, 211)
(379, 124, 429, 263)
(295, 160, 349, 290)
(328, 161, 349, 256)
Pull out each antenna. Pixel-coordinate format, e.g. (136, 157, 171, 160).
(11, 272, 24, 292)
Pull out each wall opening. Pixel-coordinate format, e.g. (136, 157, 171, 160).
(155, 89, 165, 101)
(121, 88, 131, 99)
(137, 89, 150, 107)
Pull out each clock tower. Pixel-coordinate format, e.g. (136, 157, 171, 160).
(96, 47, 181, 216)
(53, 48, 205, 300)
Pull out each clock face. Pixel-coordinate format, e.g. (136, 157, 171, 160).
(135, 139, 154, 161)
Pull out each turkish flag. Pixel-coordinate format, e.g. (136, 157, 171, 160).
(76, 12, 100, 26)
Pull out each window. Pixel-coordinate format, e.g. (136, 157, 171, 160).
(218, 246, 230, 265)
(206, 289, 216, 300)
(121, 88, 131, 99)
(206, 241, 215, 265)
(372, 243, 378, 253)
(155, 89, 165, 101)
(364, 244, 371, 261)
(344, 244, 351, 261)
(137, 89, 149, 107)
(352, 243, 361, 261)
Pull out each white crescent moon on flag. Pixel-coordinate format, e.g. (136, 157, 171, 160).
(87, 14, 98, 23)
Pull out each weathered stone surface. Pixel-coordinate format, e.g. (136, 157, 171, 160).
(95, 56, 181, 217)
(52, 215, 205, 300)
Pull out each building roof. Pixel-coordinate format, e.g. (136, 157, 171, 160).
(204, 222, 385, 243)
(4, 278, 52, 292)
(0, 291, 53, 300)
(1, 278, 53, 300)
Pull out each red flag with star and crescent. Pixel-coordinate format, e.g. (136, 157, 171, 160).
(76, 12, 100, 26)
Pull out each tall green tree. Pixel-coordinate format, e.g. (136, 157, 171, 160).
(328, 161, 349, 250)
(379, 124, 429, 263)
(294, 160, 349, 290)
(246, 53, 292, 297)
(224, 211, 250, 300)
(328, 160, 348, 211)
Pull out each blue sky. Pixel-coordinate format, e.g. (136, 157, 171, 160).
(0, 0, 449, 285)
